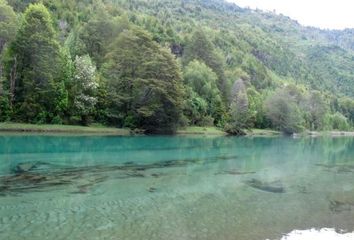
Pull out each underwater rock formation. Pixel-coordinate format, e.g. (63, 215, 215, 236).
(329, 192, 354, 213)
(216, 170, 256, 176)
(316, 163, 354, 174)
(15, 162, 37, 173)
(245, 179, 285, 193)
(0, 154, 239, 196)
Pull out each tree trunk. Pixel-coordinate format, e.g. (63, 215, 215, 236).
(9, 56, 17, 107)
(0, 39, 5, 82)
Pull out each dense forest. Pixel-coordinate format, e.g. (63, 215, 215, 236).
(1, 0, 354, 134)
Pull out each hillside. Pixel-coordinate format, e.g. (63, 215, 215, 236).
(1, 0, 354, 134)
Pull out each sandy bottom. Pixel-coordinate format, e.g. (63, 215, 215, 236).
(280, 228, 354, 240)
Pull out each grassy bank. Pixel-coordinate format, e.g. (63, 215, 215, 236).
(176, 127, 282, 136)
(2, 123, 352, 138)
(245, 129, 282, 137)
(0, 123, 283, 137)
(176, 126, 226, 136)
(0, 123, 131, 135)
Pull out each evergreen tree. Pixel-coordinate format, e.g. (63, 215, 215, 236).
(0, 0, 17, 78)
(0, 0, 17, 120)
(4, 3, 68, 123)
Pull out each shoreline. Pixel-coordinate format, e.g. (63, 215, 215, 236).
(1, 123, 354, 137)
(0, 123, 131, 136)
(294, 131, 354, 138)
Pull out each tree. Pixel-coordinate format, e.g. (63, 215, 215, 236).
(242, 56, 271, 90)
(0, 0, 17, 78)
(184, 29, 227, 99)
(247, 87, 269, 129)
(226, 79, 249, 134)
(80, 2, 129, 68)
(183, 87, 209, 126)
(338, 97, 354, 125)
(5, 0, 36, 12)
(328, 112, 350, 131)
(64, 27, 87, 60)
(183, 60, 224, 125)
(304, 91, 328, 130)
(69, 55, 98, 125)
(4, 3, 68, 123)
(265, 89, 304, 134)
(102, 27, 184, 133)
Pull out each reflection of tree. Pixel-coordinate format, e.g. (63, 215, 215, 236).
(314, 137, 354, 165)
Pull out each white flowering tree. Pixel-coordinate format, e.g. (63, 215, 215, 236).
(71, 55, 98, 124)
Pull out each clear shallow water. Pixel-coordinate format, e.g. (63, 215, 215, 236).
(0, 135, 354, 240)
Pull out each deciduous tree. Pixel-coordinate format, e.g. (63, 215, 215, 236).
(103, 27, 184, 133)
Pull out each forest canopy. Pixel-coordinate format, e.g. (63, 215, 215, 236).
(1, 0, 354, 134)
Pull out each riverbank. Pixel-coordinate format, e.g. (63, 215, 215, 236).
(0, 124, 227, 136)
(1, 123, 353, 138)
(0, 123, 131, 135)
(176, 127, 226, 136)
(294, 131, 354, 138)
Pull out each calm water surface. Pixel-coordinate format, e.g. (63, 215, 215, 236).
(0, 135, 354, 240)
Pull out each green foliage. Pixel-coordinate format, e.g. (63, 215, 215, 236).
(183, 60, 224, 126)
(0, 0, 17, 88)
(328, 112, 350, 131)
(338, 97, 354, 125)
(303, 91, 328, 130)
(265, 88, 304, 134)
(184, 29, 227, 99)
(69, 55, 98, 125)
(225, 79, 249, 135)
(4, 3, 68, 123)
(79, 3, 130, 68)
(0, 0, 17, 52)
(102, 27, 184, 133)
(1, 0, 354, 133)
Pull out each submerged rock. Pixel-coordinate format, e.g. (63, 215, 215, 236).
(148, 187, 157, 193)
(330, 200, 352, 213)
(15, 162, 37, 173)
(216, 170, 256, 176)
(246, 179, 285, 193)
(329, 192, 354, 213)
(151, 173, 164, 178)
(316, 163, 354, 173)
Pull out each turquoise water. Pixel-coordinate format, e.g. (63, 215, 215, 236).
(0, 135, 354, 240)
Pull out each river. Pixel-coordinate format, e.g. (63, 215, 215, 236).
(0, 135, 354, 240)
